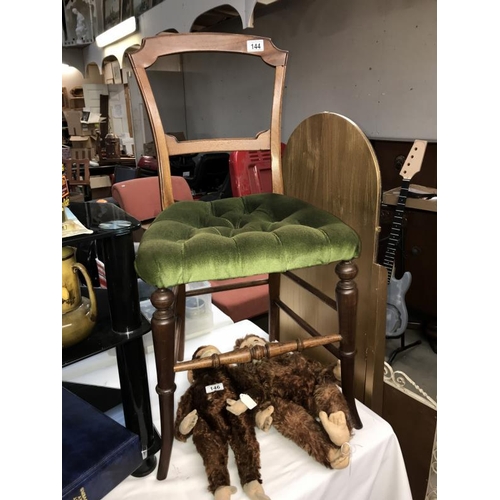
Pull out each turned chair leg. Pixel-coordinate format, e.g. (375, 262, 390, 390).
(335, 261, 363, 429)
(150, 288, 177, 480)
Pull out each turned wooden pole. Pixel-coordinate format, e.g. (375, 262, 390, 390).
(173, 333, 342, 372)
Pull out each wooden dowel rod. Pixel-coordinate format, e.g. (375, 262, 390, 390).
(174, 333, 342, 372)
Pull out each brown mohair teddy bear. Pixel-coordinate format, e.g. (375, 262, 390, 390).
(225, 335, 353, 470)
(175, 345, 271, 500)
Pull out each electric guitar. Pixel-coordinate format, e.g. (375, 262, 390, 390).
(384, 140, 427, 338)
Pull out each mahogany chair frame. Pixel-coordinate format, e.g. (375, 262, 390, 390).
(127, 33, 362, 481)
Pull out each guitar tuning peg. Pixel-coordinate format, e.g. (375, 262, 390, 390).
(394, 155, 406, 171)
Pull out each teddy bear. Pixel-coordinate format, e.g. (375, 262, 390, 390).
(175, 344, 272, 500)
(225, 334, 353, 470)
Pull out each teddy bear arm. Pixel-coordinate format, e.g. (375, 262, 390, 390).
(228, 367, 267, 405)
(305, 356, 339, 383)
(174, 389, 195, 441)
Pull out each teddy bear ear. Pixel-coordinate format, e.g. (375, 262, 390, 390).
(192, 345, 209, 359)
(235, 334, 263, 349)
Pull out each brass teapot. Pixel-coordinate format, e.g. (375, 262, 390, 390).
(62, 246, 97, 348)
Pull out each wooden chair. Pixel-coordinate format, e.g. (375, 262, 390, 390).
(127, 32, 363, 481)
(63, 159, 92, 202)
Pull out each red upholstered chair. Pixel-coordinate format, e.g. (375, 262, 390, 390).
(229, 143, 286, 197)
(208, 274, 268, 323)
(112, 176, 192, 223)
(111, 176, 270, 322)
(112, 177, 160, 224)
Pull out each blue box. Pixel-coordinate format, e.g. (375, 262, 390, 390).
(62, 387, 143, 500)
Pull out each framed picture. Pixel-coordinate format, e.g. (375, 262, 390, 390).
(121, 0, 133, 20)
(103, 0, 120, 31)
(133, 0, 151, 18)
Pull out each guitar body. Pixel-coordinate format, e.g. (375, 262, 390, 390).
(386, 271, 411, 338)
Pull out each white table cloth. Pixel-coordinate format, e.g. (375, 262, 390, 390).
(62, 318, 412, 500)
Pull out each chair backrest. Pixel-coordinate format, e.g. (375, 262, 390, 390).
(63, 159, 91, 201)
(229, 143, 286, 197)
(127, 33, 288, 209)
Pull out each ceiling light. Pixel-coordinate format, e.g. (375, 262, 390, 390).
(96, 17, 137, 48)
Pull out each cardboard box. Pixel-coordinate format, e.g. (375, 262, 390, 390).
(64, 110, 84, 136)
(71, 148, 96, 161)
(70, 135, 94, 148)
(70, 135, 98, 161)
(64, 110, 105, 136)
(90, 175, 112, 199)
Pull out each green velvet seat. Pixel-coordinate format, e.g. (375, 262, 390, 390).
(135, 193, 360, 288)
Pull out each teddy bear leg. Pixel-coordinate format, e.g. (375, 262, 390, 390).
(192, 418, 232, 494)
(228, 413, 264, 489)
(214, 486, 238, 500)
(314, 383, 354, 433)
(242, 480, 271, 500)
(272, 397, 336, 468)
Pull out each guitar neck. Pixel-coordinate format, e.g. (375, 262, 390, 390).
(383, 178, 411, 283)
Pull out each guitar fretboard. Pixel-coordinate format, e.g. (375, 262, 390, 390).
(383, 178, 411, 284)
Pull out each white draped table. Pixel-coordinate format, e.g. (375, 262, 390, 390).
(62, 318, 412, 500)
